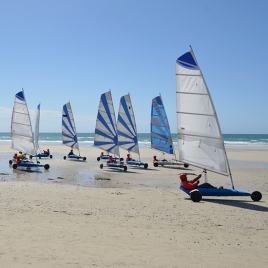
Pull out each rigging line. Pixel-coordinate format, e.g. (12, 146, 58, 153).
(176, 91, 208, 96)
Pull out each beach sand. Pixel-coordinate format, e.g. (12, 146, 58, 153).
(0, 143, 267, 267)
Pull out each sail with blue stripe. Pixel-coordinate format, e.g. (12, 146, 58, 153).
(117, 94, 139, 155)
(150, 95, 174, 155)
(62, 102, 79, 151)
(94, 91, 119, 156)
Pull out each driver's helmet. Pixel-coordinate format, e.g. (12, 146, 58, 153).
(180, 173, 187, 181)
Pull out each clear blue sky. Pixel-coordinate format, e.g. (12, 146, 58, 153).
(1, 0, 267, 134)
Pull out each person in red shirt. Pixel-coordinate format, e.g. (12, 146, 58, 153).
(107, 155, 116, 163)
(180, 173, 202, 190)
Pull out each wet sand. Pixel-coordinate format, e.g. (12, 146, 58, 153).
(0, 143, 267, 267)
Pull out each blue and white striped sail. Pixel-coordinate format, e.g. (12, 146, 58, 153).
(117, 94, 139, 155)
(11, 89, 35, 155)
(62, 102, 79, 151)
(150, 95, 174, 155)
(176, 47, 230, 176)
(34, 103, 40, 151)
(94, 91, 119, 156)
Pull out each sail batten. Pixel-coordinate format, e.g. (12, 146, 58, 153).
(176, 48, 229, 176)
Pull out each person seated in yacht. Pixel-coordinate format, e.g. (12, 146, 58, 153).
(107, 155, 117, 163)
(126, 153, 135, 161)
(43, 149, 50, 155)
(153, 155, 158, 163)
(68, 149, 74, 155)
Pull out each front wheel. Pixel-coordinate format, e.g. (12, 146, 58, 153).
(124, 166, 127, 172)
(13, 164, 18, 169)
(251, 191, 262, 202)
(190, 189, 202, 202)
(44, 164, 50, 170)
(153, 162, 158, 167)
(144, 163, 148, 169)
(63, 156, 66, 160)
(50, 155, 53, 159)
(9, 160, 12, 165)
(100, 164, 103, 169)
(97, 157, 100, 161)
(30, 155, 33, 159)
(83, 157, 86, 161)
(184, 163, 189, 168)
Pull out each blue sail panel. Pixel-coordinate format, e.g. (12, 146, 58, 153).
(151, 96, 174, 155)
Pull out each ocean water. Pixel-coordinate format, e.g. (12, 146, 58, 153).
(0, 132, 267, 147)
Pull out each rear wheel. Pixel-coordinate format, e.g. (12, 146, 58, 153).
(83, 157, 86, 161)
(154, 162, 158, 167)
(100, 164, 103, 169)
(97, 157, 100, 161)
(184, 163, 189, 168)
(9, 160, 12, 165)
(124, 166, 127, 172)
(44, 164, 50, 170)
(120, 157, 124, 161)
(63, 156, 66, 160)
(30, 155, 33, 159)
(13, 164, 18, 169)
(251, 191, 262, 201)
(144, 163, 148, 169)
(50, 155, 53, 159)
(190, 190, 202, 202)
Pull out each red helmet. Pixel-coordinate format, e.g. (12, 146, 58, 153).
(109, 155, 112, 159)
(180, 173, 187, 181)
(153, 155, 157, 159)
(127, 154, 130, 156)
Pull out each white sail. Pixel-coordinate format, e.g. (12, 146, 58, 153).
(11, 89, 35, 155)
(117, 94, 139, 155)
(34, 103, 40, 152)
(94, 91, 119, 156)
(62, 102, 79, 151)
(176, 48, 229, 175)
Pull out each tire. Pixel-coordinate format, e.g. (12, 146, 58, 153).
(9, 160, 12, 165)
(29, 155, 33, 159)
(39, 156, 41, 159)
(153, 162, 158, 167)
(100, 164, 103, 169)
(97, 157, 100, 161)
(63, 156, 66, 160)
(37, 161, 40, 164)
(190, 189, 202, 202)
(124, 166, 127, 172)
(13, 164, 18, 169)
(144, 163, 148, 169)
(83, 157, 86, 161)
(184, 163, 189, 168)
(120, 157, 124, 161)
(50, 155, 53, 159)
(44, 164, 50, 170)
(251, 191, 262, 202)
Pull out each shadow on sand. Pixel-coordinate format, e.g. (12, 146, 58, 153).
(202, 198, 268, 212)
